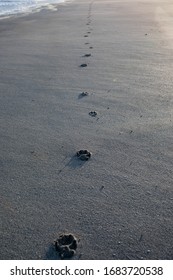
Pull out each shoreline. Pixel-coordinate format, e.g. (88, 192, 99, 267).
(0, 0, 173, 260)
(0, 0, 67, 21)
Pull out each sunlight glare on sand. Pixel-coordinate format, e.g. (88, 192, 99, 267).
(155, 6, 173, 47)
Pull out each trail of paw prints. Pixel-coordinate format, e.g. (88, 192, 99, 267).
(80, 2, 94, 68)
(85, 1, 94, 36)
(79, 2, 99, 122)
(85, 2, 94, 50)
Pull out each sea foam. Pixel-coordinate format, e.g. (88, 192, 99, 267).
(0, 0, 65, 16)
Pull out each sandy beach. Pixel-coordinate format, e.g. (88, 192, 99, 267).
(0, 0, 173, 260)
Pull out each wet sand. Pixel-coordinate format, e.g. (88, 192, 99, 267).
(0, 0, 173, 259)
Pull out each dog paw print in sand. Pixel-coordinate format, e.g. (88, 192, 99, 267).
(78, 91, 89, 98)
(83, 53, 91, 57)
(55, 234, 78, 259)
(76, 150, 92, 161)
(80, 63, 87, 67)
(89, 111, 97, 117)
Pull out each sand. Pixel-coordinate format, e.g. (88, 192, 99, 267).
(0, 0, 173, 260)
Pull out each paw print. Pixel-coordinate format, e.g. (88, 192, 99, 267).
(55, 234, 78, 259)
(76, 150, 92, 161)
(89, 111, 97, 117)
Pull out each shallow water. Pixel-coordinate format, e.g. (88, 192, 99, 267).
(0, 0, 64, 16)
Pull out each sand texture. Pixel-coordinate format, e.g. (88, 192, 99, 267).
(0, 0, 173, 259)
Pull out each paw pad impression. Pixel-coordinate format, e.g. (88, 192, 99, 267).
(76, 150, 92, 161)
(80, 91, 89, 97)
(80, 63, 87, 67)
(89, 111, 97, 117)
(55, 234, 77, 259)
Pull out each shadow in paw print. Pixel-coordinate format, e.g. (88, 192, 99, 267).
(66, 150, 91, 169)
(55, 234, 78, 259)
(45, 244, 60, 260)
(65, 155, 88, 169)
(58, 150, 92, 173)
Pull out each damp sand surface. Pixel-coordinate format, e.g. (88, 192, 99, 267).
(0, 0, 173, 260)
